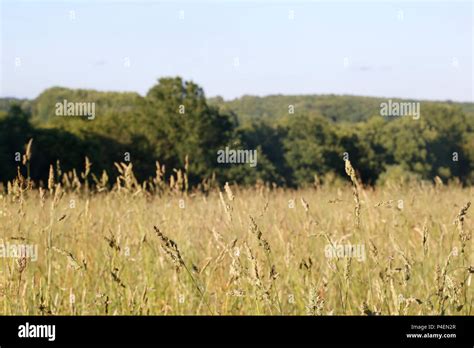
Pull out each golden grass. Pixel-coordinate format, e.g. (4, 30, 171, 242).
(0, 169, 472, 315)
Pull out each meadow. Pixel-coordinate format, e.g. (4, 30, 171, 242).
(0, 159, 472, 315)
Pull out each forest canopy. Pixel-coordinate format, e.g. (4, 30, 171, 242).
(1, 77, 473, 188)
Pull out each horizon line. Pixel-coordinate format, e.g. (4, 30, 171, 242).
(1, 85, 473, 105)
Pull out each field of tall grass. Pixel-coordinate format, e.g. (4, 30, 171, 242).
(0, 156, 472, 315)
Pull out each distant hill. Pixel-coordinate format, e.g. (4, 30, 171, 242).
(0, 89, 142, 124)
(0, 97, 31, 115)
(1, 92, 473, 125)
(208, 94, 474, 123)
(31, 87, 143, 124)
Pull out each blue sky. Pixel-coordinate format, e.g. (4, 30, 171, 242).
(1, 0, 472, 101)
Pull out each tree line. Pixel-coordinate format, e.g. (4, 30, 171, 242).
(1, 77, 473, 188)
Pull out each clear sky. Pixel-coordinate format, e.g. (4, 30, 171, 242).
(1, 0, 472, 102)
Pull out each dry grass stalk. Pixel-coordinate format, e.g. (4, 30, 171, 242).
(22, 139, 33, 165)
(244, 243, 271, 306)
(153, 226, 184, 271)
(344, 159, 361, 228)
(454, 202, 471, 255)
(48, 165, 55, 193)
(224, 182, 234, 201)
(51, 246, 84, 271)
(306, 286, 325, 315)
(248, 216, 271, 253)
(300, 197, 309, 212)
(219, 190, 232, 222)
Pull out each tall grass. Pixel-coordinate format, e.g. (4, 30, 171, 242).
(0, 151, 471, 315)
